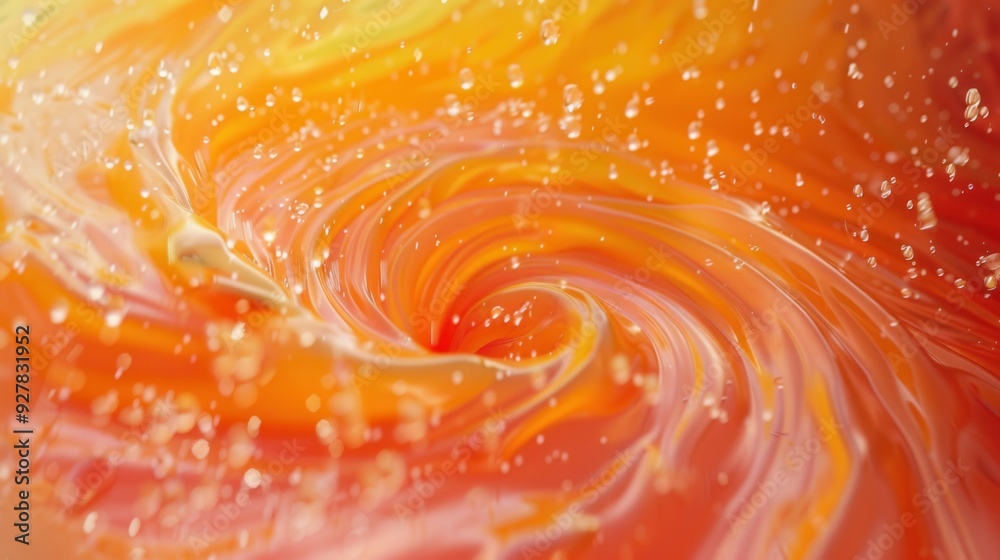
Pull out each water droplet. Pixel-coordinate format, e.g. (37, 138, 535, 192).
(105, 308, 126, 328)
(50, 300, 69, 324)
(417, 197, 432, 219)
(445, 94, 461, 117)
(610, 354, 630, 385)
(688, 121, 702, 140)
(625, 95, 640, 119)
(965, 88, 981, 121)
(564, 118, 581, 138)
(459, 68, 475, 90)
(627, 132, 641, 151)
(244, 468, 262, 488)
(207, 52, 223, 76)
(128, 518, 141, 538)
(981, 253, 1000, 271)
(966, 87, 981, 106)
(540, 19, 560, 45)
(916, 192, 937, 230)
(84, 512, 98, 534)
(192, 439, 210, 459)
(507, 64, 524, 89)
(563, 84, 583, 112)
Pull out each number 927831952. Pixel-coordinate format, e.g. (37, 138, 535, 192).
(14, 326, 30, 425)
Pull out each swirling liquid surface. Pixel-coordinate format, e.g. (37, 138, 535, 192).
(1, 0, 999, 559)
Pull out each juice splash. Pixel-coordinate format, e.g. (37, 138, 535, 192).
(1, 0, 999, 559)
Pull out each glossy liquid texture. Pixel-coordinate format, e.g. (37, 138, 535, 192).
(1, 0, 999, 559)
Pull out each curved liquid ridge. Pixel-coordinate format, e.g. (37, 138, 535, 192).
(1, 0, 999, 559)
